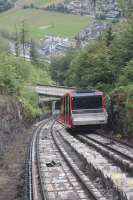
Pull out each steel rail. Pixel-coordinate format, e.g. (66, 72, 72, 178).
(51, 122, 106, 200)
(35, 119, 50, 200)
(28, 123, 41, 200)
(99, 133, 133, 148)
(56, 124, 132, 200)
(24, 136, 32, 200)
(29, 121, 44, 200)
(29, 119, 50, 200)
(76, 134, 133, 176)
(83, 134, 133, 163)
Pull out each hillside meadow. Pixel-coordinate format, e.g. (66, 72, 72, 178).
(0, 8, 91, 40)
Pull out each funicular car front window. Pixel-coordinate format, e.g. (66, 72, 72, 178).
(72, 96, 102, 110)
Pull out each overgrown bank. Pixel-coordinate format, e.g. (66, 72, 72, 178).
(0, 37, 51, 199)
(106, 86, 133, 137)
(0, 95, 33, 200)
(0, 37, 52, 118)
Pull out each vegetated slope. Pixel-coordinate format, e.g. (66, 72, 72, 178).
(0, 37, 51, 199)
(50, 18, 133, 137)
(0, 37, 52, 117)
(0, 96, 32, 200)
(0, 8, 90, 40)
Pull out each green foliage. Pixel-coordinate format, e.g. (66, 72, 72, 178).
(0, 53, 39, 95)
(110, 20, 133, 71)
(0, 38, 52, 117)
(36, 67, 53, 85)
(57, 19, 133, 93)
(50, 18, 133, 135)
(118, 59, 133, 86)
(104, 26, 114, 47)
(0, 53, 20, 94)
(126, 90, 133, 135)
(117, 0, 133, 18)
(104, 94, 111, 113)
(65, 42, 116, 91)
(20, 88, 42, 118)
(51, 49, 76, 85)
(30, 39, 39, 65)
(109, 86, 133, 135)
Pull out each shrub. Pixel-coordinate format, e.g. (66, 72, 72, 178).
(20, 88, 42, 119)
(109, 86, 133, 136)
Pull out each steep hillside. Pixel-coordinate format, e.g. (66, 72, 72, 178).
(50, 18, 133, 136)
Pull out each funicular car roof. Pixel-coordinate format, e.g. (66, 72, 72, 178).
(69, 89, 103, 97)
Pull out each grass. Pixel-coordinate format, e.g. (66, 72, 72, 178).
(0, 8, 91, 40)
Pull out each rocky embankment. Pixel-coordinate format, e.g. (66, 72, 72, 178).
(0, 95, 33, 200)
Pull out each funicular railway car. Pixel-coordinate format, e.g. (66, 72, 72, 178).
(59, 89, 108, 129)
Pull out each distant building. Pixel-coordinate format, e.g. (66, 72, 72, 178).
(40, 35, 74, 57)
(49, 0, 121, 19)
(75, 20, 108, 46)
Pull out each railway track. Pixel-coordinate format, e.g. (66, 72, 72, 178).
(51, 122, 107, 200)
(28, 119, 50, 200)
(29, 119, 109, 200)
(55, 123, 133, 200)
(76, 133, 133, 173)
(29, 120, 133, 200)
(75, 134, 133, 200)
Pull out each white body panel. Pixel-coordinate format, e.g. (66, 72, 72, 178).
(72, 111, 108, 126)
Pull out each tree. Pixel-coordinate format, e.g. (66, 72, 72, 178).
(105, 26, 114, 47)
(20, 20, 28, 60)
(118, 0, 133, 18)
(127, 0, 133, 18)
(110, 19, 133, 72)
(118, 59, 133, 86)
(65, 42, 116, 91)
(51, 49, 76, 85)
(30, 39, 38, 65)
(14, 25, 20, 57)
